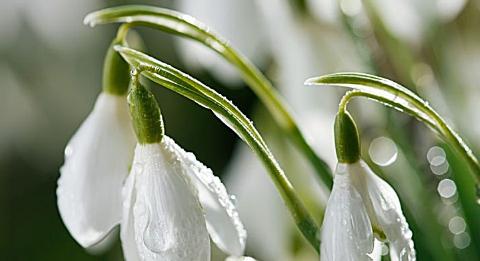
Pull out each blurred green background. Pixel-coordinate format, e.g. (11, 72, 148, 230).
(1, 0, 479, 260)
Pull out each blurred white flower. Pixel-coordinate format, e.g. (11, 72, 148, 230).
(368, 0, 467, 44)
(0, 1, 22, 49)
(122, 136, 246, 260)
(57, 92, 136, 248)
(321, 160, 415, 261)
(175, 0, 268, 84)
(25, 0, 100, 51)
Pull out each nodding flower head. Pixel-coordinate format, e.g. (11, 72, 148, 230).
(123, 79, 247, 260)
(320, 111, 415, 261)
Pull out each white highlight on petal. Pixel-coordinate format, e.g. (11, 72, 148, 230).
(321, 163, 374, 261)
(122, 141, 210, 261)
(57, 93, 135, 248)
(350, 161, 416, 261)
(165, 137, 247, 256)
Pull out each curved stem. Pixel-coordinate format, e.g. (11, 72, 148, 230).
(116, 46, 321, 251)
(338, 89, 480, 195)
(116, 23, 130, 43)
(84, 5, 333, 188)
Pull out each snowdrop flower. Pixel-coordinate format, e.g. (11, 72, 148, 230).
(57, 41, 135, 248)
(122, 79, 246, 260)
(321, 111, 415, 261)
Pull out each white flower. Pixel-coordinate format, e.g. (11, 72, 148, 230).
(57, 92, 136, 248)
(321, 160, 415, 261)
(122, 136, 246, 261)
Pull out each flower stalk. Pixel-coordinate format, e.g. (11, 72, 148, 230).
(114, 45, 321, 252)
(307, 73, 480, 202)
(102, 25, 131, 95)
(84, 5, 333, 189)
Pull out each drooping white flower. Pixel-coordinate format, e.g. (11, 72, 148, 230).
(321, 160, 415, 261)
(121, 136, 246, 261)
(57, 92, 136, 248)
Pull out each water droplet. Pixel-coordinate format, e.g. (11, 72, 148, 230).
(369, 137, 398, 167)
(64, 145, 73, 158)
(453, 232, 471, 249)
(380, 243, 389, 256)
(133, 163, 144, 175)
(431, 161, 449, 176)
(229, 195, 237, 206)
(448, 216, 466, 235)
(427, 146, 446, 166)
(437, 179, 457, 198)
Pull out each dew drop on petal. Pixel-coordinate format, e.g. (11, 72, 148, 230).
(132, 163, 144, 175)
(64, 145, 73, 158)
(229, 195, 238, 207)
(369, 137, 398, 167)
(381, 243, 389, 256)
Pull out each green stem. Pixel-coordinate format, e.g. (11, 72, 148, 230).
(327, 84, 480, 199)
(84, 5, 333, 188)
(102, 24, 131, 95)
(115, 46, 321, 251)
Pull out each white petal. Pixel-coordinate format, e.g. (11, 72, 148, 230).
(353, 161, 416, 261)
(57, 93, 136, 248)
(370, 239, 383, 261)
(121, 166, 141, 261)
(163, 136, 246, 256)
(321, 163, 374, 261)
(124, 142, 210, 261)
